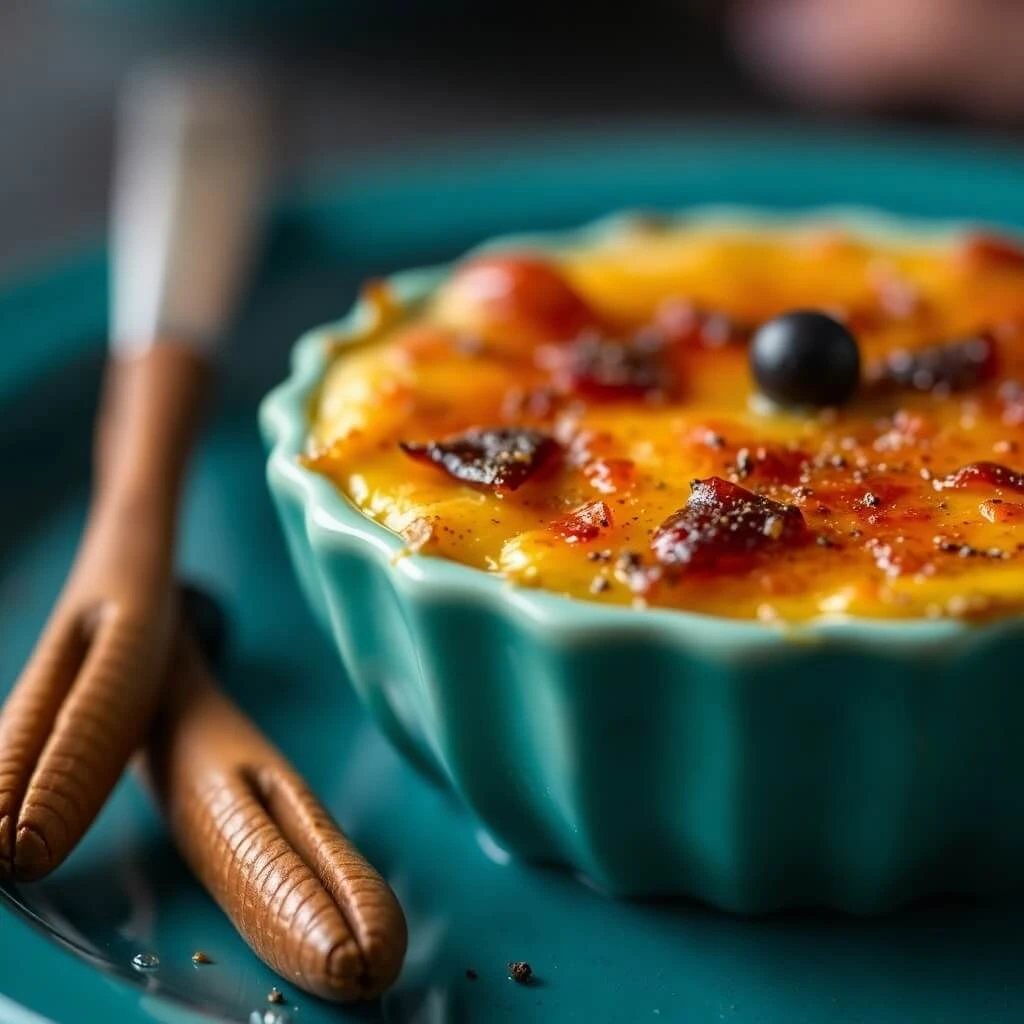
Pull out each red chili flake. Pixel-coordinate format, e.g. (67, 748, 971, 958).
(959, 232, 1024, 271)
(446, 254, 597, 341)
(400, 428, 560, 492)
(544, 332, 677, 400)
(551, 501, 613, 543)
(939, 461, 1024, 495)
(654, 299, 747, 349)
(583, 457, 636, 495)
(867, 334, 998, 395)
(651, 477, 811, 571)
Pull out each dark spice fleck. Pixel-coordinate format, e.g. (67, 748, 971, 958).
(861, 492, 881, 508)
(508, 962, 533, 985)
(590, 577, 611, 594)
(616, 551, 643, 570)
(933, 537, 1008, 559)
(267, 988, 285, 1004)
(735, 448, 753, 479)
(816, 534, 839, 549)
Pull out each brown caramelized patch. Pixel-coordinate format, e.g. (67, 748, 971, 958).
(400, 428, 560, 492)
(544, 332, 677, 401)
(651, 477, 811, 572)
(867, 334, 998, 395)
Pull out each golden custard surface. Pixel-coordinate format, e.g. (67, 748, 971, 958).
(307, 219, 1024, 622)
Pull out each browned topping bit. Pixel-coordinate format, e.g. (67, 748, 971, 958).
(400, 428, 560, 493)
(508, 961, 533, 985)
(190, 951, 212, 965)
(590, 577, 611, 594)
(465, 969, 479, 981)
(867, 334, 998, 395)
(546, 331, 678, 401)
(939, 461, 1024, 494)
(651, 477, 811, 572)
(860, 492, 881, 508)
(267, 988, 285, 1004)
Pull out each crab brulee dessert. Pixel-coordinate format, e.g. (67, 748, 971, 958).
(305, 215, 1024, 623)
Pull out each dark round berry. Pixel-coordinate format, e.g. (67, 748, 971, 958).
(180, 583, 229, 669)
(750, 311, 861, 408)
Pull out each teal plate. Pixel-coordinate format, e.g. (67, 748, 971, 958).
(4, 127, 1024, 1024)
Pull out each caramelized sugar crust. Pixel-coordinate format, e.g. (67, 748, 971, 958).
(307, 220, 1024, 621)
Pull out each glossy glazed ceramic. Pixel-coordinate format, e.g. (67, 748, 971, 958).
(263, 206, 1024, 913)
(6, 130, 1024, 1024)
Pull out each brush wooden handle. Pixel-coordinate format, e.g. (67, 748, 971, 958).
(0, 346, 209, 880)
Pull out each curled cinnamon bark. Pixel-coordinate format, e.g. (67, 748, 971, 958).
(141, 624, 407, 1002)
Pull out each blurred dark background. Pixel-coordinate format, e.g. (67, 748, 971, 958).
(3, 0, 1023, 277)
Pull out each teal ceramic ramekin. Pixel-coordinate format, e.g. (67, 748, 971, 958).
(260, 209, 1024, 914)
